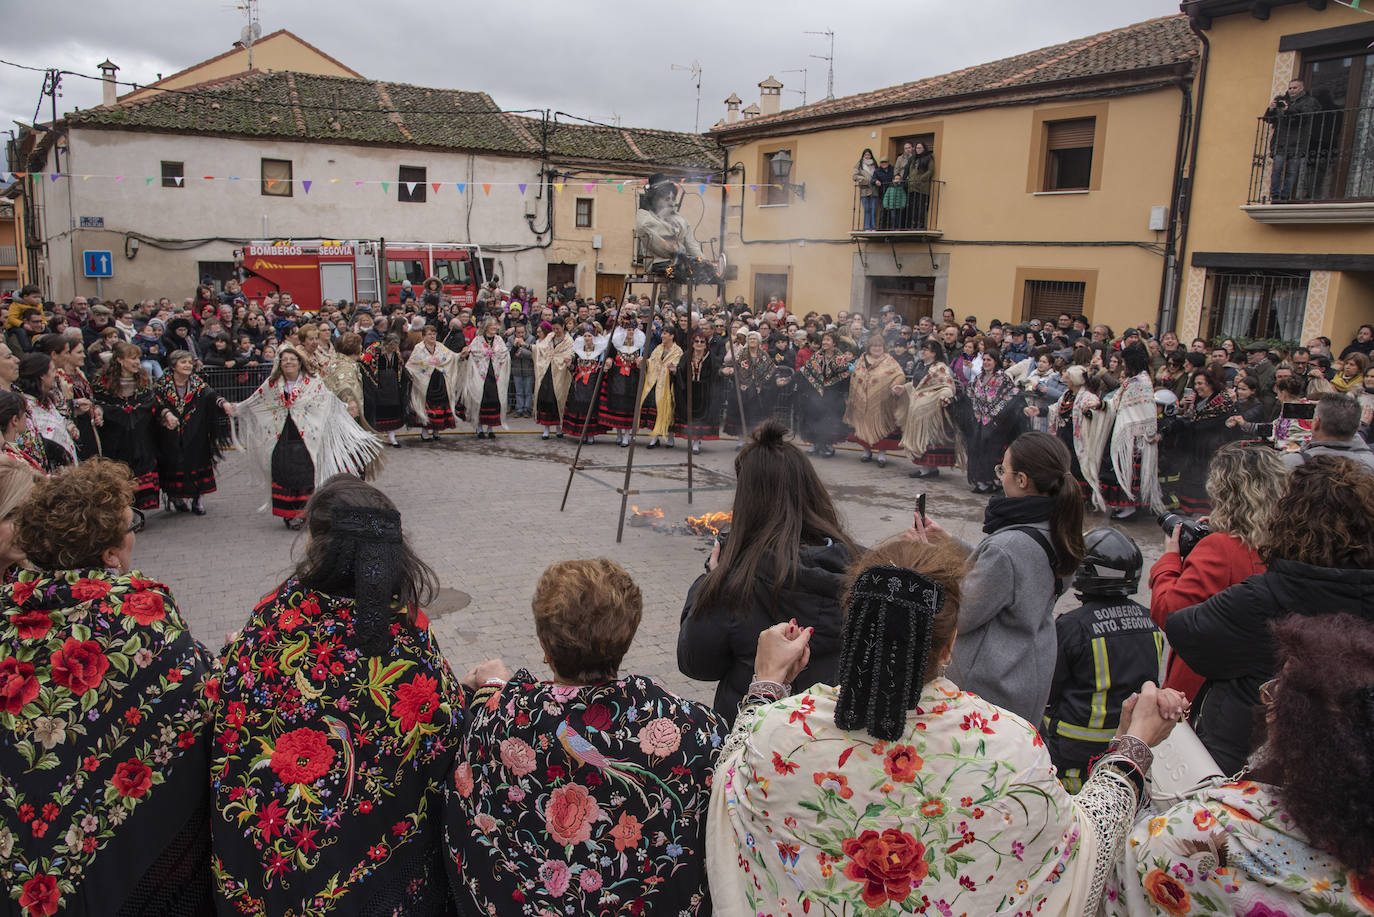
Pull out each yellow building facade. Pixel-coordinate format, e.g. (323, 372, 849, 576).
(1179, 0, 1374, 347)
(121, 30, 361, 102)
(712, 16, 1198, 334)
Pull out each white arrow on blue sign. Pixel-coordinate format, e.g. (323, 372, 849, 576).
(83, 250, 113, 278)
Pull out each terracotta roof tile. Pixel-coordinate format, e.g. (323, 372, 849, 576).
(714, 14, 1197, 133)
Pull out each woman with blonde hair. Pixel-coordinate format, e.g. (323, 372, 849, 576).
(0, 453, 40, 578)
(1148, 442, 1288, 702)
(462, 317, 510, 439)
(641, 323, 682, 448)
(843, 334, 906, 467)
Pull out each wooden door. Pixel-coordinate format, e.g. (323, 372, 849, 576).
(874, 288, 933, 326)
(595, 272, 625, 304)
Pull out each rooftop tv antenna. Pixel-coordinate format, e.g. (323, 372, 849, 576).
(238, 0, 262, 69)
(782, 68, 809, 107)
(671, 60, 703, 133)
(805, 29, 835, 100)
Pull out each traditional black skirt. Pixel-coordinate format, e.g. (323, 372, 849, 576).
(270, 417, 315, 519)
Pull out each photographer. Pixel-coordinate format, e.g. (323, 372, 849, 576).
(1281, 391, 1374, 472)
(1148, 443, 1289, 701)
(1263, 78, 1322, 202)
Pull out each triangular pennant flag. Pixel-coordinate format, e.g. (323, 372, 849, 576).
(584, 183, 595, 192)
(114, 176, 124, 182)
(518, 183, 527, 195)
(698, 184, 707, 194)
(355, 180, 364, 188)
(301, 180, 312, 194)
(456, 183, 466, 194)
(229, 176, 240, 181)
(145, 177, 155, 185)
(404, 181, 417, 195)
(553, 182, 564, 194)
(50, 173, 60, 182)
(616, 183, 624, 193)
(382, 182, 390, 192)
(330, 178, 340, 183)
(482, 183, 491, 195)
(202, 175, 214, 180)
(266, 179, 278, 188)
(11, 172, 24, 178)
(82, 175, 91, 181)
(175, 176, 184, 186)
(749, 184, 758, 191)
(431, 182, 441, 194)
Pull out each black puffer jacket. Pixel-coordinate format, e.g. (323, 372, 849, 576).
(678, 541, 851, 725)
(1165, 558, 1374, 775)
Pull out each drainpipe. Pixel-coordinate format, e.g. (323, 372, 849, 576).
(1168, 17, 1211, 335)
(1156, 78, 1192, 335)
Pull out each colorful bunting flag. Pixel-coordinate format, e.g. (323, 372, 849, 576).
(302, 180, 312, 194)
(584, 183, 595, 192)
(266, 179, 277, 188)
(482, 183, 491, 195)
(355, 180, 364, 187)
(381, 182, 390, 192)
(431, 182, 441, 194)
(553, 182, 564, 194)
(456, 183, 466, 194)
(145, 177, 155, 185)
(50, 173, 60, 182)
(518, 183, 527, 195)
(616, 183, 624, 193)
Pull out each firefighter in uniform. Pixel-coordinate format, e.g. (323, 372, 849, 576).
(1042, 527, 1165, 792)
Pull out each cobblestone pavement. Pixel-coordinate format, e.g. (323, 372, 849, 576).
(134, 419, 1167, 704)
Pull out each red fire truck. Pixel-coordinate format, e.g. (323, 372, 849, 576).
(234, 240, 487, 310)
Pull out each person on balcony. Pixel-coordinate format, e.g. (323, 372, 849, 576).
(1263, 78, 1322, 203)
(852, 148, 879, 230)
(905, 141, 935, 230)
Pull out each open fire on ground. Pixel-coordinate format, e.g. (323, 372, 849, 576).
(630, 506, 731, 535)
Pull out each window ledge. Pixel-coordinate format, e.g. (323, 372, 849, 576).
(1033, 189, 1091, 196)
(757, 203, 791, 209)
(1241, 201, 1374, 224)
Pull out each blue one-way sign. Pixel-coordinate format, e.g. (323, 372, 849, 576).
(83, 250, 113, 278)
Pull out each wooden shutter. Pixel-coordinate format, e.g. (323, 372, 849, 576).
(1046, 118, 1095, 150)
(1023, 280, 1086, 323)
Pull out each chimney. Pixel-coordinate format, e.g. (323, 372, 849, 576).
(98, 59, 119, 106)
(724, 92, 741, 125)
(741, 103, 760, 121)
(758, 75, 783, 116)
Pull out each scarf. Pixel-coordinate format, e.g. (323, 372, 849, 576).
(969, 370, 1018, 424)
(983, 493, 1054, 534)
(1109, 373, 1164, 512)
(898, 361, 961, 461)
(1051, 387, 1109, 512)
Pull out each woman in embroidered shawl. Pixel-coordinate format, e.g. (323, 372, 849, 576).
(359, 335, 408, 447)
(600, 310, 647, 447)
(897, 340, 960, 479)
(1048, 365, 1109, 511)
(961, 347, 1028, 493)
(463, 318, 510, 440)
(1108, 613, 1374, 917)
(843, 335, 907, 468)
(721, 331, 781, 445)
(405, 325, 466, 443)
(92, 342, 160, 511)
(534, 321, 575, 440)
(565, 327, 607, 444)
(1165, 366, 1238, 516)
(323, 332, 372, 432)
(152, 350, 234, 516)
(1, 459, 216, 916)
(707, 536, 1187, 917)
(1099, 343, 1164, 521)
(236, 344, 382, 530)
(798, 332, 853, 458)
(641, 324, 682, 449)
(16, 353, 78, 472)
(49, 335, 101, 461)
(673, 327, 724, 454)
(210, 475, 466, 917)
(444, 558, 726, 917)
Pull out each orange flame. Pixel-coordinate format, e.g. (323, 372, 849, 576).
(684, 511, 732, 535)
(631, 506, 665, 518)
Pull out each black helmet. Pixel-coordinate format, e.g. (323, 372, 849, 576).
(1073, 527, 1142, 597)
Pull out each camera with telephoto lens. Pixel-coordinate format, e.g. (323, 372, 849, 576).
(1159, 513, 1211, 559)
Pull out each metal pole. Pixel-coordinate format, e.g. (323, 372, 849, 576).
(685, 304, 695, 506)
(614, 288, 656, 542)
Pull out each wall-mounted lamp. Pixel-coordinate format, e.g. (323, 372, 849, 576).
(769, 149, 806, 200)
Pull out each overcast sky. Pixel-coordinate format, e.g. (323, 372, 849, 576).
(2, 0, 1182, 141)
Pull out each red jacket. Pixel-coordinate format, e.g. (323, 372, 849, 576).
(1148, 532, 1264, 700)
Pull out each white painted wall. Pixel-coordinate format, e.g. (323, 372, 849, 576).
(42, 129, 562, 302)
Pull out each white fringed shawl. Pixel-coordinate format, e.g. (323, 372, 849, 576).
(1109, 373, 1164, 512)
(461, 335, 511, 430)
(1052, 387, 1109, 512)
(898, 361, 958, 460)
(235, 372, 383, 492)
(405, 341, 467, 425)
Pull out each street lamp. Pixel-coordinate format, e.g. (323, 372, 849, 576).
(769, 149, 806, 200)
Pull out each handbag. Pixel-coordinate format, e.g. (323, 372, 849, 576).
(1147, 720, 1226, 807)
(882, 185, 908, 210)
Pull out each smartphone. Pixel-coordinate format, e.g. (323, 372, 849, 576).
(915, 494, 927, 528)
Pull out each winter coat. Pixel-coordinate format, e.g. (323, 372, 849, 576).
(1164, 559, 1374, 775)
(906, 151, 935, 195)
(948, 519, 1064, 724)
(677, 541, 852, 726)
(852, 158, 878, 197)
(871, 164, 894, 197)
(1280, 435, 1374, 473)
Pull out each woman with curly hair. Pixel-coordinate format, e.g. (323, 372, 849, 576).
(1148, 443, 1288, 701)
(210, 475, 466, 916)
(1164, 365, 1238, 515)
(1165, 456, 1374, 774)
(1107, 612, 1374, 916)
(1, 459, 215, 916)
(92, 341, 160, 511)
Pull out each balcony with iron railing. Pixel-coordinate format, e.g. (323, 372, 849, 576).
(850, 180, 944, 238)
(1244, 106, 1374, 223)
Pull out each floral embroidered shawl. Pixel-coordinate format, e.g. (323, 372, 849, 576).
(1, 570, 214, 915)
(1106, 780, 1374, 917)
(800, 352, 852, 394)
(708, 679, 1108, 917)
(445, 669, 727, 917)
(968, 371, 1019, 426)
(210, 579, 466, 917)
